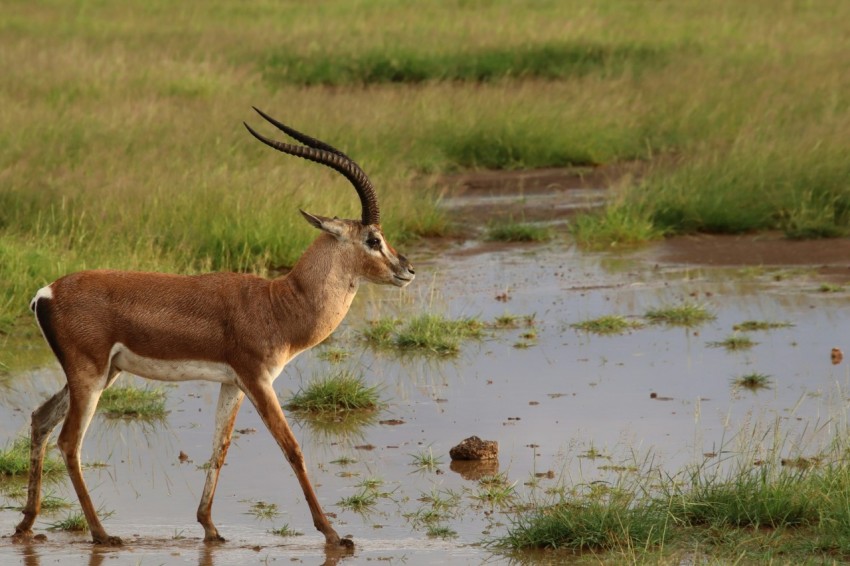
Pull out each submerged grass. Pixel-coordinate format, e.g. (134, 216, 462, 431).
(733, 372, 772, 390)
(733, 320, 793, 332)
(571, 315, 643, 335)
(708, 334, 758, 351)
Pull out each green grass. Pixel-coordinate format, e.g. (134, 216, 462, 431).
(644, 302, 716, 327)
(0, 437, 64, 477)
(269, 524, 303, 537)
(732, 320, 793, 332)
(474, 474, 517, 506)
(410, 447, 443, 472)
(337, 489, 378, 512)
(363, 314, 484, 355)
(316, 347, 351, 363)
(98, 384, 167, 419)
(361, 318, 402, 348)
(571, 315, 644, 335)
(486, 220, 553, 243)
(427, 525, 458, 539)
(47, 511, 89, 532)
(491, 313, 536, 329)
(336, 480, 395, 513)
(495, 423, 850, 562)
(733, 372, 772, 390)
(570, 202, 665, 249)
(708, 334, 758, 351)
(3, 0, 850, 341)
(264, 41, 669, 87)
(244, 500, 280, 521)
(283, 371, 383, 413)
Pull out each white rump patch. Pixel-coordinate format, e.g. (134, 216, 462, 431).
(30, 285, 53, 310)
(109, 343, 238, 385)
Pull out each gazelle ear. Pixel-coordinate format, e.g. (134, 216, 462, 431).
(300, 209, 346, 238)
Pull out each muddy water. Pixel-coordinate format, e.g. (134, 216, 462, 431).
(1, 236, 849, 565)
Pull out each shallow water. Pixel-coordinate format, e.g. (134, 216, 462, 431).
(1, 237, 849, 565)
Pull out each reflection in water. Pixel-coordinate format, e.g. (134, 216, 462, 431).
(449, 459, 500, 481)
(12, 537, 355, 566)
(291, 409, 379, 450)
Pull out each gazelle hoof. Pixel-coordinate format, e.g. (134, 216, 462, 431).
(94, 535, 123, 546)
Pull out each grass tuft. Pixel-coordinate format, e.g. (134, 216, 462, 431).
(0, 437, 64, 476)
(410, 447, 443, 472)
(363, 314, 484, 355)
(284, 371, 383, 413)
(571, 315, 643, 335)
(47, 511, 89, 532)
(244, 500, 280, 521)
(732, 320, 793, 332)
(99, 385, 167, 419)
(269, 524, 303, 537)
(644, 302, 716, 327)
(337, 488, 379, 512)
(733, 372, 772, 390)
(708, 334, 758, 351)
(499, 493, 663, 551)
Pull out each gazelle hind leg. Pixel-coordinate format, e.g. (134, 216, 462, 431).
(14, 385, 70, 538)
(57, 368, 120, 546)
(197, 383, 244, 542)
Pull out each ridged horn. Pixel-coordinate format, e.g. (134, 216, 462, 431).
(245, 108, 380, 226)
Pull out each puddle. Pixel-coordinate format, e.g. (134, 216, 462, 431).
(2, 170, 849, 564)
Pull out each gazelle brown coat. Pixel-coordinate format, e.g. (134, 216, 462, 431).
(13, 109, 414, 549)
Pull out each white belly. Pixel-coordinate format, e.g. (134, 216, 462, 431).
(110, 343, 238, 384)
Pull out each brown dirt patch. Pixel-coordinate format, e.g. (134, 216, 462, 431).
(436, 166, 850, 275)
(439, 163, 641, 226)
(644, 232, 850, 278)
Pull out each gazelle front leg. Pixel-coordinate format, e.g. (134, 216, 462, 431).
(197, 383, 244, 542)
(241, 377, 353, 549)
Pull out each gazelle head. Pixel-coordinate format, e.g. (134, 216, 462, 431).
(244, 108, 415, 288)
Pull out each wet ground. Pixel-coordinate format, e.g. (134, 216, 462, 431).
(1, 170, 849, 565)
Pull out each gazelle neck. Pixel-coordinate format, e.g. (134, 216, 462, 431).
(270, 234, 359, 351)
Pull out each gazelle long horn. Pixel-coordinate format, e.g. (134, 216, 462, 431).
(245, 108, 380, 226)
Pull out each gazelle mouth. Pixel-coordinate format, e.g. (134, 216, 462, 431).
(393, 274, 415, 285)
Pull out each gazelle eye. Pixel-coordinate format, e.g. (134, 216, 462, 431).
(366, 236, 381, 250)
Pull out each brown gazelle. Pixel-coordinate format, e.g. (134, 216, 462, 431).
(13, 108, 414, 549)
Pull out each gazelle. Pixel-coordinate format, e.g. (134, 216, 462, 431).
(13, 108, 414, 549)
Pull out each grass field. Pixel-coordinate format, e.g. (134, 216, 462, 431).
(2, 0, 849, 333)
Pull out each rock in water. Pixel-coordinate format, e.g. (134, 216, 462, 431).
(449, 436, 498, 460)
